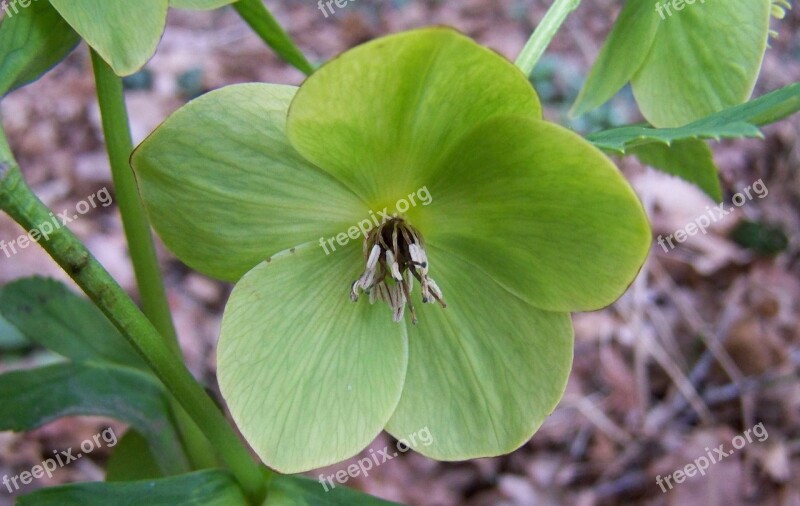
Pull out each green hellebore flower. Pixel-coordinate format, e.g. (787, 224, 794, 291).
(132, 28, 651, 473)
(571, 0, 774, 127)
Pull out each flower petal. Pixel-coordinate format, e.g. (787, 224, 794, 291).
(286, 27, 541, 208)
(218, 243, 408, 473)
(49, 0, 168, 76)
(132, 84, 368, 281)
(412, 115, 650, 312)
(385, 245, 572, 460)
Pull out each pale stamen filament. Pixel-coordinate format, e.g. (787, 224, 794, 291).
(350, 217, 445, 324)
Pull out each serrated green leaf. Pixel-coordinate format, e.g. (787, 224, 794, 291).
(267, 475, 400, 505)
(17, 470, 245, 506)
(0, 361, 189, 475)
(0, 0, 80, 96)
(587, 82, 800, 154)
(0, 277, 147, 369)
(49, 0, 168, 76)
(170, 0, 237, 9)
(630, 139, 722, 202)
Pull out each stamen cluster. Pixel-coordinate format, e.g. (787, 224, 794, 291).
(350, 217, 445, 323)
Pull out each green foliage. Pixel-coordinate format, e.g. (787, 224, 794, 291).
(19, 469, 399, 506)
(18, 470, 246, 506)
(630, 139, 722, 202)
(587, 83, 800, 154)
(49, 0, 169, 76)
(170, 0, 238, 9)
(0, 313, 29, 351)
(233, 0, 315, 74)
(0, 278, 188, 475)
(106, 430, 165, 482)
(0, 0, 80, 96)
(573, 0, 772, 127)
(0, 361, 189, 474)
(266, 475, 401, 505)
(0, 277, 147, 369)
(730, 220, 789, 255)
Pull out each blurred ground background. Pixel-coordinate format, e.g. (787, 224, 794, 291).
(1, 1, 799, 505)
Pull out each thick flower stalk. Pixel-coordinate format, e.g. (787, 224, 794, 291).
(131, 28, 651, 473)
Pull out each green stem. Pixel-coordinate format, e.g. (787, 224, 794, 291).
(234, 0, 314, 75)
(90, 50, 177, 351)
(91, 50, 219, 471)
(515, 0, 582, 77)
(0, 162, 266, 504)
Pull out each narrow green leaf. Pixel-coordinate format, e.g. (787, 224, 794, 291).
(18, 470, 246, 506)
(49, 0, 169, 76)
(689, 82, 800, 129)
(0, 277, 147, 369)
(0, 0, 80, 96)
(170, 0, 237, 9)
(570, 0, 659, 117)
(630, 139, 722, 202)
(233, 0, 314, 75)
(106, 430, 164, 482)
(267, 475, 400, 505)
(587, 82, 800, 154)
(0, 362, 189, 475)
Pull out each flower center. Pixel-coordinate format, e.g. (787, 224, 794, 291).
(350, 217, 446, 324)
